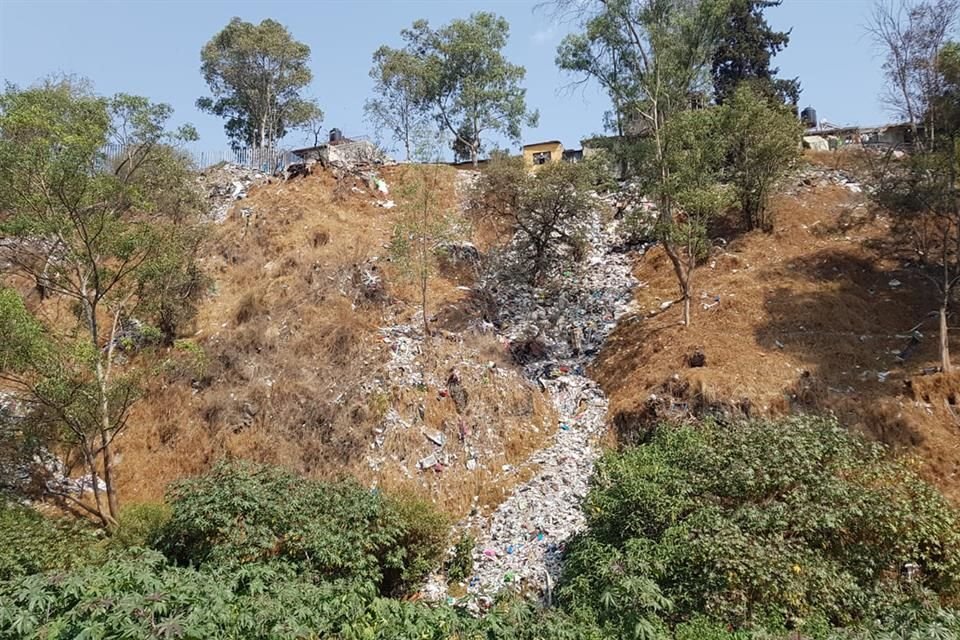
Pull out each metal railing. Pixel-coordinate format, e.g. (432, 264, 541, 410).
(100, 143, 296, 172)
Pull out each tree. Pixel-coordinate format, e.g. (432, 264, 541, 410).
(365, 46, 431, 161)
(721, 84, 801, 231)
(390, 135, 459, 338)
(0, 81, 202, 527)
(451, 121, 479, 163)
(875, 149, 960, 373)
(868, 0, 959, 150)
(557, 0, 729, 326)
(711, 0, 800, 106)
(197, 18, 316, 153)
(870, 4, 960, 372)
(295, 98, 324, 147)
(658, 107, 731, 325)
(472, 157, 596, 284)
(931, 41, 960, 142)
(398, 13, 539, 166)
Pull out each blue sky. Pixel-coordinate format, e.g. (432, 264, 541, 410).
(1, 0, 888, 158)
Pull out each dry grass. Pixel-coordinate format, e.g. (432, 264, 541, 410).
(115, 164, 556, 516)
(595, 153, 960, 502)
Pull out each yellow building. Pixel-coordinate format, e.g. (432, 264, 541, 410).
(522, 140, 564, 169)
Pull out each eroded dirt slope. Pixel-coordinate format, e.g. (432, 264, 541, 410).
(118, 165, 556, 515)
(596, 154, 960, 502)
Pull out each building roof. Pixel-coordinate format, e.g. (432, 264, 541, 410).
(804, 122, 913, 136)
(290, 144, 327, 156)
(522, 140, 563, 148)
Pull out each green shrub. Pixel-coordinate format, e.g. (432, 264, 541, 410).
(447, 532, 475, 583)
(382, 491, 450, 594)
(155, 461, 446, 596)
(0, 501, 98, 579)
(108, 501, 171, 550)
(557, 416, 960, 636)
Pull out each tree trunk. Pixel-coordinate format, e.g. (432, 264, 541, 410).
(421, 271, 429, 339)
(941, 300, 952, 373)
(95, 351, 119, 526)
(682, 269, 692, 327)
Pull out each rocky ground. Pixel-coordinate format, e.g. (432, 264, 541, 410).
(420, 184, 646, 609)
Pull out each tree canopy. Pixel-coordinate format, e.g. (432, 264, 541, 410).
(0, 79, 204, 526)
(365, 46, 431, 161)
(711, 0, 800, 105)
(557, 0, 730, 326)
(198, 17, 320, 152)
(397, 13, 538, 166)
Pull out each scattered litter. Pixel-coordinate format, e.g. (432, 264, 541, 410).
(419, 179, 643, 609)
(888, 279, 902, 288)
(195, 163, 267, 222)
(418, 453, 440, 470)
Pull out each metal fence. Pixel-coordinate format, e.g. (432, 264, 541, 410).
(100, 143, 296, 172)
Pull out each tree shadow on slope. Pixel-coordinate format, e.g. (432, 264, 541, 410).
(754, 247, 947, 448)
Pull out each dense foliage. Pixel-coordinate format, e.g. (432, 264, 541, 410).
(0, 463, 596, 639)
(0, 501, 98, 580)
(3, 422, 960, 638)
(711, 0, 800, 105)
(154, 461, 448, 596)
(557, 417, 960, 637)
(0, 549, 602, 640)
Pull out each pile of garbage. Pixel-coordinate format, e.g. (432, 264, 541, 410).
(791, 166, 867, 195)
(195, 162, 267, 222)
(1, 390, 106, 499)
(420, 185, 643, 609)
(479, 201, 641, 372)
(356, 173, 643, 607)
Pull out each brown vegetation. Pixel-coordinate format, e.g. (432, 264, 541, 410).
(115, 164, 555, 516)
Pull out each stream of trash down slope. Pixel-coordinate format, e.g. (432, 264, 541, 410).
(423, 193, 643, 610)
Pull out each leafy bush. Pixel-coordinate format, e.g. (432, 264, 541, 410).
(720, 84, 802, 231)
(108, 501, 171, 550)
(0, 549, 600, 639)
(557, 416, 960, 636)
(382, 491, 450, 594)
(0, 501, 98, 579)
(447, 532, 476, 583)
(155, 461, 446, 596)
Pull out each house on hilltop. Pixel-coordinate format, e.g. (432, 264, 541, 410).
(522, 140, 564, 168)
(802, 121, 919, 151)
(290, 128, 389, 168)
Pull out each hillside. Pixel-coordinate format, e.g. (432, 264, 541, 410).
(115, 164, 557, 516)
(595, 152, 960, 502)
